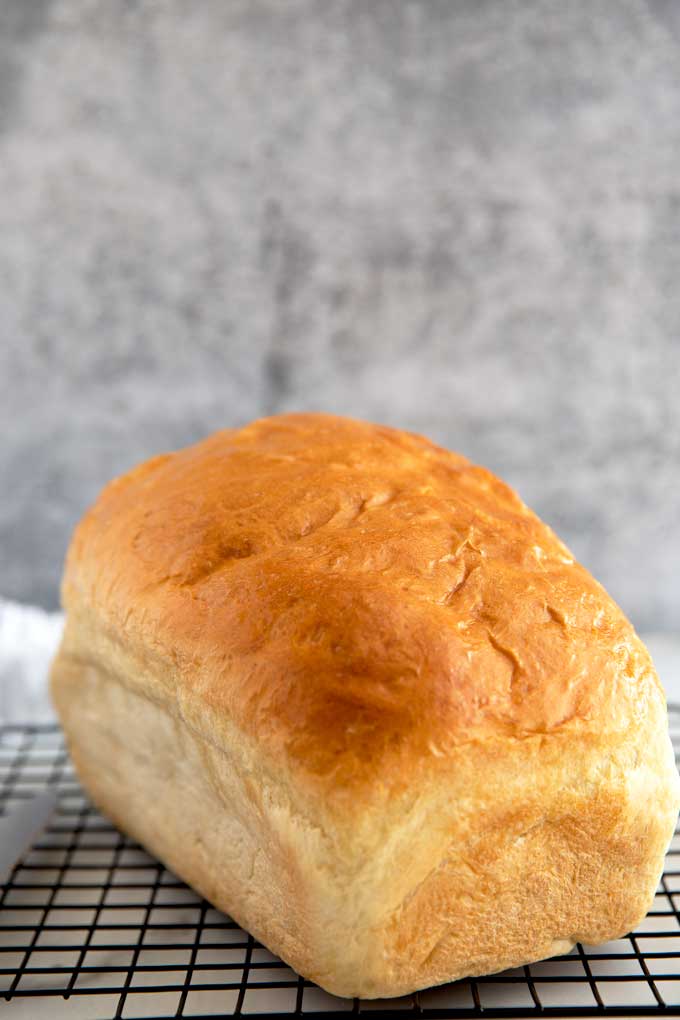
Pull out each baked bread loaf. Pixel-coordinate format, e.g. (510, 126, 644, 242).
(51, 412, 679, 998)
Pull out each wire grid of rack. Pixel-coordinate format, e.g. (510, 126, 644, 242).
(2, 711, 680, 1020)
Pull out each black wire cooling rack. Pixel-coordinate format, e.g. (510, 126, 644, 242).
(2, 712, 680, 1020)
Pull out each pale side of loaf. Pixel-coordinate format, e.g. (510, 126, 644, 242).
(50, 413, 680, 998)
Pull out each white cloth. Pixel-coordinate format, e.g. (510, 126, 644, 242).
(0, 599, 63, 723)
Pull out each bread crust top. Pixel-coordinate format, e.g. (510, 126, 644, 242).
(63, 412, 662, 802)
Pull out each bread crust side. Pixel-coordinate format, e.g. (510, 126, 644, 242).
(51, 607, 679, 998)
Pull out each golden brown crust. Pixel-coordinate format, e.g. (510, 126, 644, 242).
(60, 413, 661, 800)
(51, 412, 680, 997)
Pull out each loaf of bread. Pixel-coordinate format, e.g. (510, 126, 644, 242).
(50, 413, 679, 998)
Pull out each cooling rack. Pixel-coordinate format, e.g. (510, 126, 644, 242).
(2, 710, 680, 1020)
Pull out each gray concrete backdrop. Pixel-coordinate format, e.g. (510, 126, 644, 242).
(1, 0, 679, 630)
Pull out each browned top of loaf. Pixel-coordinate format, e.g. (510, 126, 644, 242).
(63, 413, 658, 794)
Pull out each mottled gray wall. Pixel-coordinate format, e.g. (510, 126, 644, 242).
(1, 0, 679, 630)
